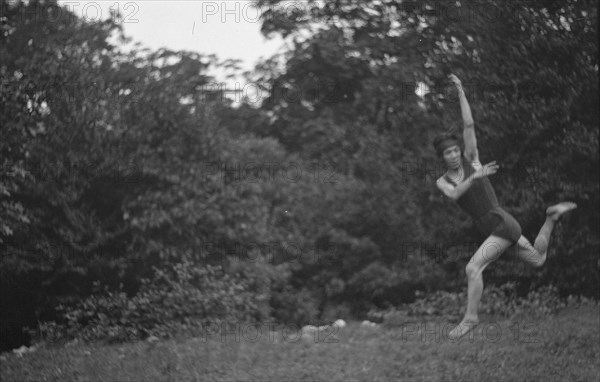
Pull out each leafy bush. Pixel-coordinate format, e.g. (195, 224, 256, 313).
(373, 282, 598, 327)
(37, 260, 265, 344)
(270, 287, 322, 326)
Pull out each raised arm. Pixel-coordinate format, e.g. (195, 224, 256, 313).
(449, 74, 479, 163)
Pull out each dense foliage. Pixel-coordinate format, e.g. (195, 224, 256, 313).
(1, 0, 597, 349)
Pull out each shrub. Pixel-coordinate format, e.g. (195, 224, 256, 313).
(37, 260, 265, 344)
(374, 282, 598, 327)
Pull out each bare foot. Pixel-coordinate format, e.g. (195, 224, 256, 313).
(546, 202, 577, 222)
(448, 318, 479, 341)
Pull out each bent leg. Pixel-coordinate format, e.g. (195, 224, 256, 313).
(448, 235, 513, 340)
(515, 235, 546, 268)
(516, 201, 577, 268)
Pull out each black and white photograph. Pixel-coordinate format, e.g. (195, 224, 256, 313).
(1, 0, 598, 380)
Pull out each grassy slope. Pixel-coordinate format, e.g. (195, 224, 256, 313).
(1, 305, 598, 382)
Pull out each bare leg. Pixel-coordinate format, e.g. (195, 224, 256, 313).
(448, 235, 513, 340)
(516, 201, 577, 267)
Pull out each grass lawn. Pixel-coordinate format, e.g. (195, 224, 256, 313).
(1, 304, 598, 381)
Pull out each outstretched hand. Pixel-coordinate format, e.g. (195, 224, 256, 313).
(474, 161, 499, 179)
(448, 73, 462, 88)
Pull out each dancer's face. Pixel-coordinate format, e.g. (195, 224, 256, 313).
(442, 145, 461, 170)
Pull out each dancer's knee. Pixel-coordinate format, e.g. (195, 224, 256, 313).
(465, 262, 481, 280)
(531, 253, 546, 268)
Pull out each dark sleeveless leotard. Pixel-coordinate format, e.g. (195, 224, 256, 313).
(444, 159, 522, 244)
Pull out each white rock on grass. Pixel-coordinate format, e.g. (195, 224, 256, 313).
(361, 320, 378, 328)
(303, 319, 346, 333)
(65, 339, 79, 347)
(300, 320, 347, 342)
(300, 325, 318, 342)
(12, 345, 37, 357)
(301, 325, 318, 333)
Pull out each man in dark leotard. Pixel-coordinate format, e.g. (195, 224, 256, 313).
(435, 74, 577, 340)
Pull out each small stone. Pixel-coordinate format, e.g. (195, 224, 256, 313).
(12, 345, 28, 357)
(301, 325, 317, 333)
(65, 339, 79, 347)
(361, 320, 377, 327)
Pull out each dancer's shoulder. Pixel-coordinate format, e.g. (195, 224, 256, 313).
(436, 174, 454, 189)
(436, 174, 458, 200)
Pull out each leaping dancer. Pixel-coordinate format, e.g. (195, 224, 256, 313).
(434, 74, 577, 340)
